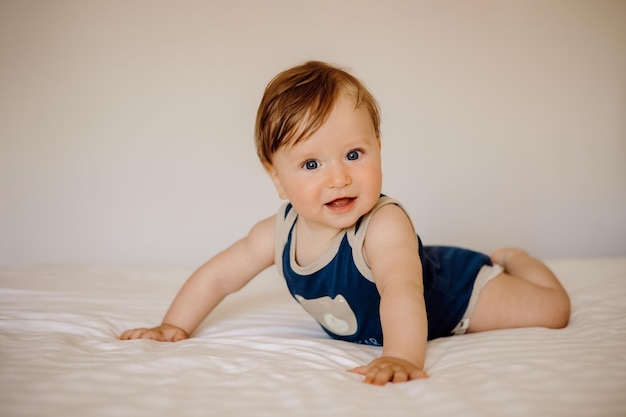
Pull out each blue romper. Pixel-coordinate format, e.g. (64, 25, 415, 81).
(274, 196, 494, 344)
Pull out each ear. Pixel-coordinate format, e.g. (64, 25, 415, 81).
(264, 163, 288, 200)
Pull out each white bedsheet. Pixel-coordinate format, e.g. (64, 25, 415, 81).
(1, 258, 625, 417)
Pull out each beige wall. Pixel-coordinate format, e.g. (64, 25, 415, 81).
(1, 0, 625, 265)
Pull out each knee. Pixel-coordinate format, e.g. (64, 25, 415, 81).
(546, 289, 571, 329)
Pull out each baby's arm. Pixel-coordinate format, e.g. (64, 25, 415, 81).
(119, 215, 276, 341)
(349, 204, 428, 384)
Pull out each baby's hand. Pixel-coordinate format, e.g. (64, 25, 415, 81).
(119, 323, 189, 342)
(348, 356, 428, 385)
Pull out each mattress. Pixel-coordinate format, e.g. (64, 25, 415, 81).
(1, 257, 625, 417)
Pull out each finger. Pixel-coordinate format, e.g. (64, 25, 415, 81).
(170, 331, 187, 342)
(365, 367, 394, 386)
(121, 328, 161, 341)
(347, 366, 368, 375)
(119, 328, 143, 340)
(391, 368, 410, 384)
(129, 329, 148, 340)
(145, 330, 166, 341)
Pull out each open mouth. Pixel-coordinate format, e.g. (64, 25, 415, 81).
(325, 197, 355, 208)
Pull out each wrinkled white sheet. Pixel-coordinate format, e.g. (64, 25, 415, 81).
(1, 258, 625, 417)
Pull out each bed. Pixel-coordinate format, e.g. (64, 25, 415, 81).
(1, 257, 625, 417)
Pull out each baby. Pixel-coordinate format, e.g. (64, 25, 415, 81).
(120, 61, 570, 385)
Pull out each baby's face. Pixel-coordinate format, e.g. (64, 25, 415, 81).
(267, 92, 382, 232)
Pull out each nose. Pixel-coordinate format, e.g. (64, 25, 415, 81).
(326, 163, 352, 188)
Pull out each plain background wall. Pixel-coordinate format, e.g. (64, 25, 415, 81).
(1, 0, 625, 267)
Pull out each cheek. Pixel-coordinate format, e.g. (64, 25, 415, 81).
(281, 175, 318, 201)
(361, 164, 383, 187)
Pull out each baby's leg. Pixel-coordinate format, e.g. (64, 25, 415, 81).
(468, 248, 570, 333)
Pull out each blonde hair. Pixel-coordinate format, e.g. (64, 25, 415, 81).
(255, 61, 381, 167)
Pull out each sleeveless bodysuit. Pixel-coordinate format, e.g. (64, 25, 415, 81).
(274, 196, 493, 343)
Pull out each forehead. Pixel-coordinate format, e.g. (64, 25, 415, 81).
(315, 92, 372, 134)
(289, 91, 371, 144)
(283, 97, 377, 154)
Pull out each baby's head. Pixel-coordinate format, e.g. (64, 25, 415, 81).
(255, 61, 381, 168)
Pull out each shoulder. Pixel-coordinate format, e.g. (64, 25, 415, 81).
(363, 199, 422, 288)
(363, 199, 419, 264)
(367, 203, 416, 243)
(248, 214, 276, 243)
(250, 214, 276, 235)
(242, 214, 276, 262)
(364, 196, 415, 236)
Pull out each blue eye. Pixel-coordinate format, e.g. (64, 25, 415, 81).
(346, 150, 361, 161)
(304, 160, 319, 170)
